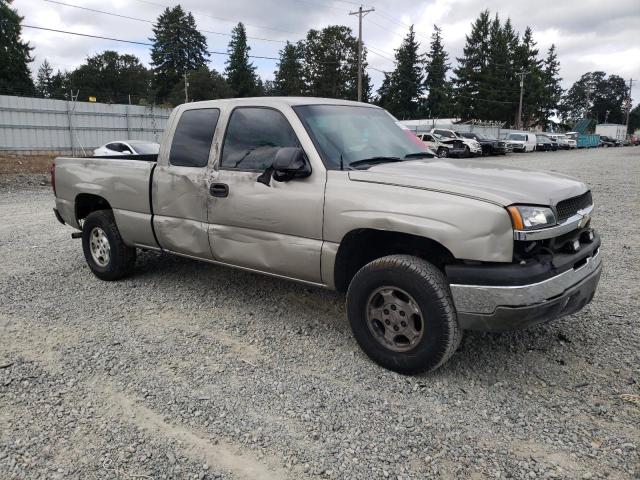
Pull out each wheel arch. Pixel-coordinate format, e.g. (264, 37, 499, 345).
(75, 193, 112, 224)
(333, 228, 456, 293)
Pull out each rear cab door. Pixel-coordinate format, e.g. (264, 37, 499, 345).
(152, 105, 221, 259)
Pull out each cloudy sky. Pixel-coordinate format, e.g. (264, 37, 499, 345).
(16, 0, 640, 103)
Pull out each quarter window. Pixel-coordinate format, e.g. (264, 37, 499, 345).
(169, 108, 220, 167)
(221, 107, 299, 171)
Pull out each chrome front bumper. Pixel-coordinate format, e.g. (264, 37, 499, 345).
(450, 249, 602, 331)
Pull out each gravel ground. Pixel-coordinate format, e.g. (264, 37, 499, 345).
(1, 147, 639, 480)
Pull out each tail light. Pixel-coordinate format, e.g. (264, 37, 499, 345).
(50, 162, 56, 195)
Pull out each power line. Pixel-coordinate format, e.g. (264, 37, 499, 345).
(22, 25, 280, 60)
(131, 0, 304, 36)
(367, 45, 395, 63)
(43, 0, 288, 43)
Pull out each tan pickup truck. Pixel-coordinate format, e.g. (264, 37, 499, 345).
(51, 97, 602, 374)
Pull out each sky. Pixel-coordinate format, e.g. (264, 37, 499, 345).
(15, 0, 640, 104)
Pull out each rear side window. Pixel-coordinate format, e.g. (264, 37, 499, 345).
(221, 107, 299, 171)
(169, 108, 220, 167)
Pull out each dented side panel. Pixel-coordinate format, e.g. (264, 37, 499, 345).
(323, 170, 514, 264)
(206, 103, 327, 284)
(54, 157, 156, 246)
(152, 164, 212, 258)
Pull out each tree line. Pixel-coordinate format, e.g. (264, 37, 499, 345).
(1, 0, 637, 132)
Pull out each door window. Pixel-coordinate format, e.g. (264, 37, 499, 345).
(169, 108, 220, 167)
(221, 107, 299, 171)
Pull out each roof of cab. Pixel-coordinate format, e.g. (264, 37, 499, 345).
(178, 96, 382, 109)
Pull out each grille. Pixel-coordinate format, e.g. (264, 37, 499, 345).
(556, 191, 593, 222)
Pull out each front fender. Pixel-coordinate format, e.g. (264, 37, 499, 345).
(323, 171, 514, 263)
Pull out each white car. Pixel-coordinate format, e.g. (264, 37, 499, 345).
(547, 134, 571, 150)
(505, 132, 537, 152)
(93, 140, 160, 157)
(431, 129, 482, 156)
(416, 132, 455, 157)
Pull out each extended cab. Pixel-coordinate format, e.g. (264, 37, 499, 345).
(51, 98, 602, 374)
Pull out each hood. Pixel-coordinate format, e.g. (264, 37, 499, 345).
(348, 158, 587, 207)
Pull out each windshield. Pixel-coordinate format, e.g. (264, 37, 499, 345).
(508, 133, 526, 141)
(293, 105, 430, 169)
(128, 141, 159, 154)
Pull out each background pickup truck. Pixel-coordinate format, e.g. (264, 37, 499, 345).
(52, 97, 602, 374)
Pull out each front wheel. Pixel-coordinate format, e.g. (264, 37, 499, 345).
(437, 147, 448, 158)
(82, 210, 136, 280)
(346, 255, 462, 374)
(462, 146, 471, 158)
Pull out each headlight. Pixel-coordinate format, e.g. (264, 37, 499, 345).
(507, 205, 556, 230)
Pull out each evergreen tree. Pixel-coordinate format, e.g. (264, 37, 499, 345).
(299, 25, 367, 101)
(168, 67, 232, 105)
(150, 6, 209, 102)
(538, 44, 563, 129)
(484, 14, 513, 121)
(225, 22, 259, 97)
(68, 51, 151, 103)
(453, 10, 491, 119)
(36, 59, 54, 98)
(274, 42, 304, 96)
(262, 80, 277, 96)
(512, 26, 544, 126)
(0, 0, 35, 95)
(376, 25, 424, 119)
(49, 70, 70, 100)
(423, 25, 451, 118)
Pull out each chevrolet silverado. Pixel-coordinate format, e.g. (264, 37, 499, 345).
(51, 98, 602, 374)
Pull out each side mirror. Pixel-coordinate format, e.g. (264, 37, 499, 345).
(272, 147, 311, 182)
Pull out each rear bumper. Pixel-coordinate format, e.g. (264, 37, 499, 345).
(448, 241, 602, 332)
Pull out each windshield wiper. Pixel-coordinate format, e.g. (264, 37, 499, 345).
(348, 156, 404, 168)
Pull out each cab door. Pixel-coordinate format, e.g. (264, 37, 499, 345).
(207, 106, 325, 284)
(152, 107, 220, 259)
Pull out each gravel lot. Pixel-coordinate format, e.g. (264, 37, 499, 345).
(1, 147, 639, 480)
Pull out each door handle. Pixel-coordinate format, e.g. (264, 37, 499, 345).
(209, 183, 229, 198)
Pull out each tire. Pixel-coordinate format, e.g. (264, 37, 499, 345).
(82, 210, 136, 281)
(462, 145, 471, 158)
(437, 147, 448, 158)
(346, 255, 462, 374)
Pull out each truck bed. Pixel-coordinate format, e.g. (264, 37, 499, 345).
(54, 156, 159, 249)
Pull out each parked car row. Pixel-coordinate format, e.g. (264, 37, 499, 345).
(415, 128, 636, 158)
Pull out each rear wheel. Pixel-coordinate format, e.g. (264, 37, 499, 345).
(82, 210, 136, 280)
(346, 255, 462, 374)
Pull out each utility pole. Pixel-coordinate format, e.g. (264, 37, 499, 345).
(604, 109, 610, 123)
(184, 73, 189, 103)
(349, 4, 375, 102)
(625, 78, 634, 132)
(516, 70, 527, 130)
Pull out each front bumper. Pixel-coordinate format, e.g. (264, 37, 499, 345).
(448, 240, 602, 331)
